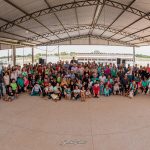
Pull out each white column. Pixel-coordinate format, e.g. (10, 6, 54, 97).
(12, 45, 16, 66)
(32, 47, 34, 65)
(58, 45, 60, 61)
(46, 46, 48, 63)
(133, 47, 135, 65)
(23, 47, 24, 65)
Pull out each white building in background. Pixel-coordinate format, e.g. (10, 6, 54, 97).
(76, 52, 133, 65)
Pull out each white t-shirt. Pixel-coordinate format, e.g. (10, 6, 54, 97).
(11, 72, 18, 81)
(4, 75, 10, 85)
(99, 76, 106, 83)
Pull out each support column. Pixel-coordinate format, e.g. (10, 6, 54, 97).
(12, 45, 16, 66)
(46, 46, 48, 63)
(133, 47, 135, 66)
(8, 49, 9, 64)
(32, 47, 34, 65)
(58, 45, 60, 61)
(23, 48, 24, 65)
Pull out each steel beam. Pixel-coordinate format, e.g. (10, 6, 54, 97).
(37, 34, 136, 47)
(44, 0, 70, 38)
(126, 34, 150, 43)
(88, 0, 105, 35)
(100, 0, 136, 36)
(12, 45, 16, 66)
(1, 0, 150, 32)
(3, 0, 60, 40)
(74, 0, 80, 36)
(0, 17, 51, 43)
(27, 24, 147, 43)
(108, 11, 150, 39)
(2, 31, 41, 45)
(32, 47, 34, 64)
(119, 26, 150, 40)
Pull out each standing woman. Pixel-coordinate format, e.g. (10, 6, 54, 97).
(3, 72, 10, 90)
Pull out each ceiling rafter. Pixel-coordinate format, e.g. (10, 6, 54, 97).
(88, 0, 106, 35)
(27, 24, 147, 43)
(2, 31, 41, 45)
(133, 40, 150, 45)
(100, 0, 136, 36)
(127, 34, 150, 43)
(108, 11, 150, 39)
(118, 26, 150, 41)
(0, 0, 150, 33)
(37, 34, 136, 47)
(3, 0, 60, 40)
(0, 17, 49, 43)
(44, 0, 71, 39)
(74, 0, 80, 36)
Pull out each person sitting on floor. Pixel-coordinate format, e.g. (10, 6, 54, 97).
(104, 85, 110, 96)
(64, 86, 71, 100)
(6, 86, 15, 101)
(31, 82, 42, 96)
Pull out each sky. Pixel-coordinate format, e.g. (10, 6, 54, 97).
(0, 45, 150, 57)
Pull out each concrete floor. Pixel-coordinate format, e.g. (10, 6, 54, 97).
(0, 94, 150, 150)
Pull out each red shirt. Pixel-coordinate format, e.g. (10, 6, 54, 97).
(43, 82, 49, 87)
(93, 85, 100, 94)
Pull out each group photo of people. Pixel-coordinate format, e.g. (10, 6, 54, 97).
(0, 57, 150, 102)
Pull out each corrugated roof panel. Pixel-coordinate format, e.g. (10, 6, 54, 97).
(19, 19, 49, 34)
(0, 32, 25, 40)
(38, 14, 62, 31)
(97, 5, 122, 26)
(132, 0, 150, 13)
(112, 12, 140, 30)
(46, 0, 73, 7)
(68, 31, 79, 37)
(102, 31, 117, 37)
(55, 9, 77, 27)
(124, 19, 150, 33)
(93, 29, 104, 35)
(10, 0, 47, 13)
(80, 29, 90, 35)
(0, 20, 7, 27)
(71, 37, 89, 45)
(112, 0, 132, 5)
(6, 26, 35, 38)
(91, 38, 108, 45)
(0, 1, 24, 21)
(77, 6, 96, 25)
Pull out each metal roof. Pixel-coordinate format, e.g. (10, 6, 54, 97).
(0, 0, 150, 49)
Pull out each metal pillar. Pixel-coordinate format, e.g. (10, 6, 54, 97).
(23, 47, 24, 65)
(8, 49, 9, 64)
(32, 47, 34, 65)
(46, 46, 48, 63)
(58, 45, 60, 61)
(133, 46, 135, 65)
(12, 45, 16, 66)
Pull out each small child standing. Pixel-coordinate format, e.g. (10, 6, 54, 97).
(100, 82, 104, 95)
(10, 79, 18, 98)
(93, 82, 100, 98)
(86, 88, 92, 98)
(80, 86, 86, 101)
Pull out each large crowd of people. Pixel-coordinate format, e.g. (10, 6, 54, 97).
(0, 57, 150, 102)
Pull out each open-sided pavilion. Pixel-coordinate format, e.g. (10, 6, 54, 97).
(0, 0, 149, 65)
